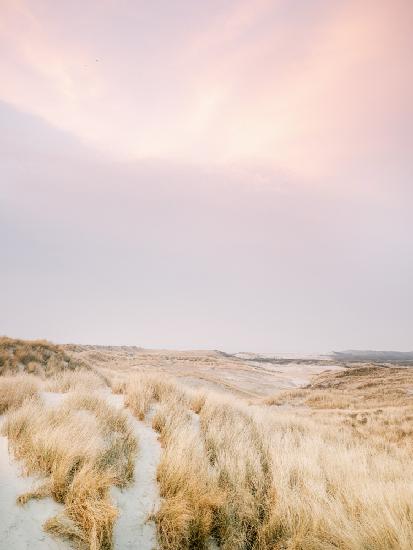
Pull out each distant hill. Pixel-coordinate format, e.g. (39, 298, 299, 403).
(333, 350, 413, 361)
(0, 336, 88, 376)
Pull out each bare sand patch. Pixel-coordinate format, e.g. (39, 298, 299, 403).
(105, 391, 161, 550)
(0, 426, 67, 549)
(40, 391, 66, 408)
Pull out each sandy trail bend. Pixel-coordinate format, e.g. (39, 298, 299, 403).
(0, 422, 66, 550)
(0, 393, 69, 549)
(0, 390, 162, 550)
(105, 391, 161, 550)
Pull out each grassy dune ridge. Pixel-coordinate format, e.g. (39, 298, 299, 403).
(0, 373, 40, 413)
(1, 338, 413, 549)
(0, 336, 88, 376)
(2, 391, 137, 549)
(118, 372, 413, 550)
(2, 391, 137, 548)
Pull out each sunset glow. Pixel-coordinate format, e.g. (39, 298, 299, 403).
(1, 0, 411, 178)
(1, 0, 412, 350)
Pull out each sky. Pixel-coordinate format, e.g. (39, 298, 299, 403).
(1, 0, 412, 351)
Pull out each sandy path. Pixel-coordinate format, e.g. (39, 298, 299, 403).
(0, 423, 67, 550)
(40, 391, 67, 408)
(104, 391, 161, 550)
(0, 389, 161, 549)
(0, 392, 70, 549)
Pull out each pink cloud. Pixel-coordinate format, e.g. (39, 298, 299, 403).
(0, 0, 411, 187)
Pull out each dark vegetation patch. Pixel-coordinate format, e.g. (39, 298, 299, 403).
(0, 336, 88, 377)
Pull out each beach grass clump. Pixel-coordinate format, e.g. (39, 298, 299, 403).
(2, 391, 137, 549)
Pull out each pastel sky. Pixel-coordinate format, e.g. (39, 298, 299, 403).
(1, 0, 412, 351)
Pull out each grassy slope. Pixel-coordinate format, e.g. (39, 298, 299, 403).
(121, 369, 413, 550)
(2, 338, 413, 549)
(0, 336, 88, 376)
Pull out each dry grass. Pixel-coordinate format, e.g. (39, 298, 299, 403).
(45, 369, 105, 393)
(152, 394, 224, 549)
(120, 369, 413, 550)
(64, 344, 322, 398)
(124, 372, 188, 420)
(0, 336, 88, 376)
(189, 390, 207, 414)
(198, 396, 275, 549)
(266, 365, 413, 409)
(122, 374, 224, 547)
(125, 374, 157, 420)
(3, 339, 413, 550)
(0, 374, 40, 413)
(1, 391, 137, 549)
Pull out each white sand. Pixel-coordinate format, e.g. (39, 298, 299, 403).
(40, 391, 67, 408)
(104, 392, 161, 550)
(0, 389, 162, 550)
(0, 393, 72, 549)
(0, 428, 67, 550)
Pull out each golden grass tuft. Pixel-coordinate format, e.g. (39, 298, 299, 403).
(189, 390, 207, 414)
(0, 336, 88, 376)
(45, 369, 105, 393)
(267, 365, 413, 410)
(152, 395, 224, 549)
(0, 374, 40, 413)
(124, 368, 413, 550)
(125, 374, 156, 420)
(3, 346, 413, 550)
(1, 391, 137, 549)
(125, 373, 188, 420)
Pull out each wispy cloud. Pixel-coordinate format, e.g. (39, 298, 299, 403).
(0, 1, 412, 349)
(1, 0, 411, 184)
